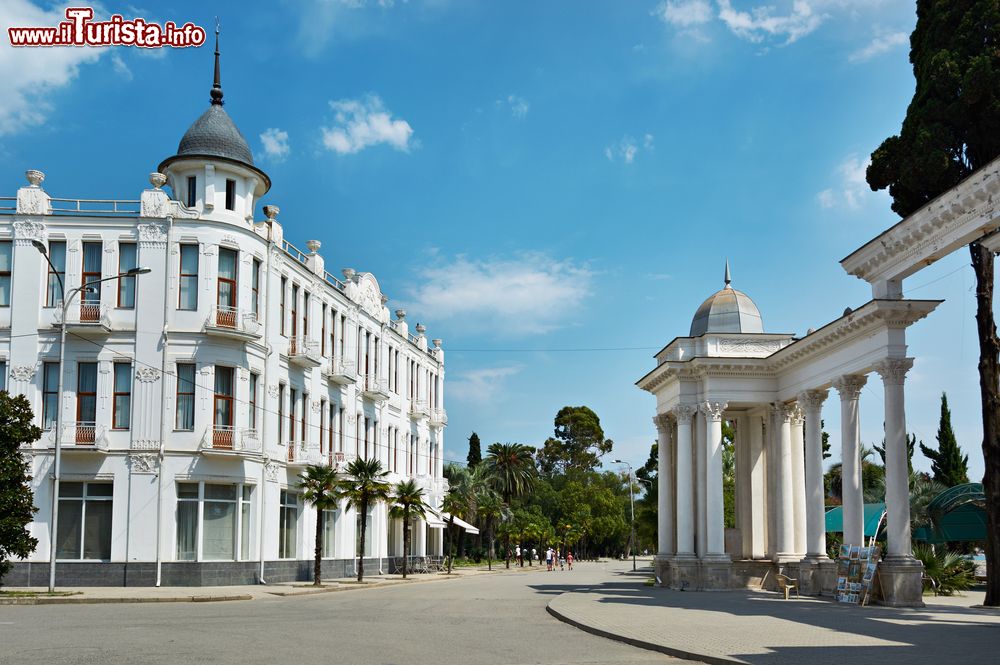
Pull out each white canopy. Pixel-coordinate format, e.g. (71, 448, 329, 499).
(426, 507, 479, 535)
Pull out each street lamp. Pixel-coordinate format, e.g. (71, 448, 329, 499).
(32, 239, 151, 592)
(613, 459, 637, 571)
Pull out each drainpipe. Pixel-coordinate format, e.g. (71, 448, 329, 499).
(155, 215, 174, 587)
(258, 221, 275, 585)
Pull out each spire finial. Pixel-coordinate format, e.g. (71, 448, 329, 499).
(724, 259, 731, 288)
(210, 18, 224, 106)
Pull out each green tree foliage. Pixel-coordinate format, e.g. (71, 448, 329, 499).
(914, 543, 977, 596)
(722, 421, 736, 529)
(874, 433, 918, 476)
(0, 393, 41, 586)
(340, 457, 391, 582)
(825, 445, 886, 504)
(298, 464, 342, 586)
(389, 479, 427, 579)
(536, 406, 613, 476)
(483, 442, 536, 567)
(920, 393, 970, 486)
(466, 432, 482, 468)
(635, 442, 658, 550)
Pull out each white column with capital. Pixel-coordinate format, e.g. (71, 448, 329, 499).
(799, 390, 829, 560)
(654, 414, 674, 555)
(672, 405, 697, 557)
(790, 405, 807, 557)
(774, 404, 796, 562)
(701, 401, 728, 558)
(833, 375, 867, 548)
(874, 359, 916, 559)
(695, 412, 707, 557)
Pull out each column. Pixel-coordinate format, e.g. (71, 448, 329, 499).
(790, 405, 807, 556)
(747, 412, 767, 559)
(672, 404, 697, 557)
(798, 390, 829, 560)
(695, 412, 707, 557)
(833, 375, 867, 547)
(654, 414, 675, 555)
(701, 401, 728, 558)
(774, 404, 795, 561)
(874, 359, 915, 559)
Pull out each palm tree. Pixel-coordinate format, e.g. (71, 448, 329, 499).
(442, 467, 476, 574)
(299, 464, 342, 586)
(483, 442, 536, 568)
(340, 457, 392, 582)
(475, 490, 509, 571)
(389, 479, 427, 579)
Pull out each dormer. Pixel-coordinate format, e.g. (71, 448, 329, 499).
(157, 28, 270, 225)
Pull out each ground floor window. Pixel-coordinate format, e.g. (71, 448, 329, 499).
(355, 506, 374, 558)
(56, 481, 113, 560)
(321, 507, 339, 558)
(279, 490, 299, 559)
(176, 482, 253, 561)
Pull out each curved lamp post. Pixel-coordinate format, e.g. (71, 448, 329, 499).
(32, 239, 151, 592)
(613, 459, 637, 571)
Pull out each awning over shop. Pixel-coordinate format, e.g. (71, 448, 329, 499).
(442, 513, 480, 536)
(426, 507, 479, 535)
(424, 509, 446, 530)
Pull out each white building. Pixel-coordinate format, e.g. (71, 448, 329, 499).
(3, 45, 448, 586)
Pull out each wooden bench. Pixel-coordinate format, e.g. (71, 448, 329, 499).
(776, 573, 799, 599)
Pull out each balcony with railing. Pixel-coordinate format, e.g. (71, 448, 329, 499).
(288, 337, 322, 368)
(204, 306, 262, 341)
(361, 375, 391, 402)
(285, 440, 310, 466)
(328, 450, 358, 470)
(199, 425, 262, 456)
(323, 358, 357, 385)
(54, 302, 111, 333)
(429, 408, 448, 427)
(48, 422, 109, 451)
(409, 399, 430, 421)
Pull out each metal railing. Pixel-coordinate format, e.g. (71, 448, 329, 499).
(289, 337, 322, 364)
(281, 240, 309, 265)
(205, 306, 262, 337)
(200, 425, 262, 454)
(49, 198, 139, 215)
(55, 303, 110, 328)
(325, 358, 358, 384)
(50, 422, 108, 450)
(409, 399, 430, 419)
(323, 270, 347, 293)
(429, 408, 448, 426)
(362, 375, 390, 400)
(0, 197, 16, 212)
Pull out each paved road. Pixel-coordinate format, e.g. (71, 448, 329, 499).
(0, 561, 676, 665)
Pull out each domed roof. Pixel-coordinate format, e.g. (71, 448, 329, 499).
(175, 104, 254, 166)
(689, 262, 764, 336)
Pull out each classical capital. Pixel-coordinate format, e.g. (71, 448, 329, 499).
(699, 400, 728, 421)
(832, 374, 867, 400)
(770, 402, 795, 422)
(798, 389, 828, 412)
(873, 357, 913, 385)
(653, 412, 673, 432)
(671, 403, 698, 420)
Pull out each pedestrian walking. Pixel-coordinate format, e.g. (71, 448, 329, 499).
(546, 547, 554, 571)
(567, 551, 574, 570)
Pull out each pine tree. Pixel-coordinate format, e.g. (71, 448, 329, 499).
(466, 432, 482, 468)
(920, 393, 970, 487)
(0, 392, 42, 586)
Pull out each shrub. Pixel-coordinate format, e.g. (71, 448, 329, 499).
(913, 544, 977, 596)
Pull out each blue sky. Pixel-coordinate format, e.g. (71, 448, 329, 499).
(0, 0, 988, 481)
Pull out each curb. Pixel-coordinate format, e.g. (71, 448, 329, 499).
(545, 598, 745, 665)
(0, 594, 252, 605)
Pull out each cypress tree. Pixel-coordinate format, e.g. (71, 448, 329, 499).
(466, 432, 482, 468)
(920, 393, 970, 487)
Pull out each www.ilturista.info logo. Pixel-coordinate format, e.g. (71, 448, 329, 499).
(8, 7, 206, 48)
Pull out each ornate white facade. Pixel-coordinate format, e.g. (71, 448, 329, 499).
(1, 49, 447, 586)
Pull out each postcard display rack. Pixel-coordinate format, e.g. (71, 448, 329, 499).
(835, 545, 880, 605)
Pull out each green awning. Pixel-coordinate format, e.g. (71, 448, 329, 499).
(824, 503, 885, 538)
(914, 484, 987, 543)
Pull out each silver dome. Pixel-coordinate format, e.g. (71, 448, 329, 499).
(689, 263, 764, 336)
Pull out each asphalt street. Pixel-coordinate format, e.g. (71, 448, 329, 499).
(0, 561, 677, 665)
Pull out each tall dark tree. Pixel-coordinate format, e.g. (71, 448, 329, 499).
(535, 406, 613, 476)
(466, 432, 482, 468)
(0, 393, 42, 586)
(920, 393, 970, 486)
(866, 0, 1000, 604)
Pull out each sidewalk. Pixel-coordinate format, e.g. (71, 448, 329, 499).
(546, 567, 1000, 665)
(0, 562, 544, 605)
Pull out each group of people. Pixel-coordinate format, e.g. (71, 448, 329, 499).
(510, 545, 575, 571)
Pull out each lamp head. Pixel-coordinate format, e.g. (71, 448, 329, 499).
(31, 239, 46, 254)
(127, 267, 152, 276)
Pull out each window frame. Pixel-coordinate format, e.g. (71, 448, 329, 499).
(76, 361, 98, 425)
(216, 247, 238, 311)
(81, 241, 102, 304)
(278, 489, 299, 559)
(42, 361, 59, 430)
(251, 257, 261, 319)
(0, 240, 11, 307)
(225, 178, 236, 211)
(175, 363, 196, 431)
(186, 176, 197, 208)
(45, 240, 66, 308)
(112, 362, 131, 430)
(56, 481, 113, 561)
(178, 244, 199, 311)
(117, 242, 137, 309)
(176, 481, 253, 562)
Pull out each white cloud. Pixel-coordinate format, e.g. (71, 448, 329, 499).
(259, 127, 290, 160)
(849, 30, 907, 63)
(606, 134, 653, 164)
(447, 365, 524, 404)
(110, 52, 132, 81)
(404, 252, 594, 336)
(321, 95, 414, 154)
(717, 0, 825, 44)
(653, 0, 713, 28)
(505, 94, 529, 119)
(818, 154, 882, 209)
(0, 0, 105, 136)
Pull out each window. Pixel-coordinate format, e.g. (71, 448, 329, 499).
(280, 277, 287, 336)
(302, 291, 310, 337)
(251, 258, 261, 318)
(81, 242, 102, 304)
(321, 507, 338, 558)
(301, 392, 308, 444)
(339, 314, 346, 359)
(0, 360, 6, 392)
(214, 366, 234, 429)
(186, 176, 197, 208)
(249, 372, 258, 430)
(176, 482, 253, 561)
(321, 304, 327, 357)
(363, 416, 370, 459)
(77, 362, 97, 425)
(320, 398, 327, 455)
(0, 241, 11, 307)
(45, 241, 65, 307)
(175, 364, 195, 430)
(289, 388, 297, 443)
(355, 506, 373, 558)
(278, 384, 285, 442)
(117, 242, 137, 308)
(225, 179, 236, 211)
(217, 248, 237, 317)
(42, 362, 59, 430)
(279, 490, 299, 559)
(178, 245, 199, 310)
(56, 482, 112, 560)
(290, 285, 299, 338)
(112, 362, 131, 430)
